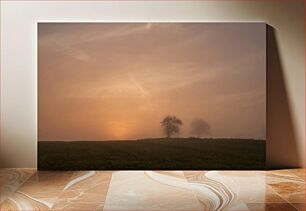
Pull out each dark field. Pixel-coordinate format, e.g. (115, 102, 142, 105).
(38, 138, 266, 170)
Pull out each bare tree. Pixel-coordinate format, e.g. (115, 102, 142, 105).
(161, 115, 183, 138)
(190, 118, 212, 138)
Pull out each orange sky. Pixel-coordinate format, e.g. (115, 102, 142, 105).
(38, 23, 266, 141)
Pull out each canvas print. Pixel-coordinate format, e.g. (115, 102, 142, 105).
(38, 23, 266, 170)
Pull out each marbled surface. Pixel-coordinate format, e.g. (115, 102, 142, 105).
(0, 169, 35, 204)
(0, 169, 304, 210)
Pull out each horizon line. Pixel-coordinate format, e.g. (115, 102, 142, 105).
(38, 137, 267, 142)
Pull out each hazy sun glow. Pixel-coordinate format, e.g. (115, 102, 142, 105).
(38, 23, 266, 141)
(107, 121, 132, 140)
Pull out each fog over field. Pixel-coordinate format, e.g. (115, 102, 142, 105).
(38, 23, 266, 141)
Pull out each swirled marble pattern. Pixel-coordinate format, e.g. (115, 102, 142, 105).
(52, 171, 112, 210)
(0, 169, 304, 210)
(1, 171, 74, 210)
(104, 171, 203, 210)
(184, 171, 248, 210)
(0, 169, 35, 204)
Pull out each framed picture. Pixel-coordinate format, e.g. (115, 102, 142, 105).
(38, 23, 266, 170)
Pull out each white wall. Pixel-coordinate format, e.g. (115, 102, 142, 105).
(1, 1, 304, 168)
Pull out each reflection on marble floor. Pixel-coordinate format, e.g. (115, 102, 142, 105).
(0, 169, 304, 211)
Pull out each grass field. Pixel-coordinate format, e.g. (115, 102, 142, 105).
(38, 138, 266, 170)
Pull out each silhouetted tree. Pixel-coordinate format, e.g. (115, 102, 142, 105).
(190, 118, 212, 138)
(161, 115, 183, 138)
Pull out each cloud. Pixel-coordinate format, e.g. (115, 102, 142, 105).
(127, 72, 151, 97)
(39, 23, 155, 62)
